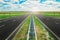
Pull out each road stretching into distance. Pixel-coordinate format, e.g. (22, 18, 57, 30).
(0, 14, 29, 40)
(0, 13, 60, 40)
(35, 14, 60, 39)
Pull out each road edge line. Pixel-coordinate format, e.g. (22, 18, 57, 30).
(5, 16, 29, 40)
(33, 17, 37, 40)
(27, 16, 31, 40)
(35, 16, 60, 40)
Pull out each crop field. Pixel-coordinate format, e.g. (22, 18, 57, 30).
(0, 11, 27, 20)
(38, 12, 60, 18)
(43, 12, 60, 18)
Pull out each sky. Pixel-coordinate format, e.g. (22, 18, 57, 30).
(0, 0, 60, 11)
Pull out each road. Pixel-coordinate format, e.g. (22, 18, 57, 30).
(35, 14, 60, 39)
(0, 14, 29, 40)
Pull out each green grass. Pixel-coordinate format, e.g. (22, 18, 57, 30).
(43, 12, 60, 18)
(13, 16, 30, 40)
(0, 11, 27, 20)
(34, 16, 55, 40)
(38, 12, 60, 18)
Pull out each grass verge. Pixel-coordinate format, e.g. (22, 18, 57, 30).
(34, 16, 55, 40)
(12, 16, 30, 40)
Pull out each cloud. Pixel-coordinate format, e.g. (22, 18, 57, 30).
(0, 0, 60, 11)
(40, 0, 46, 3)
(19, 0, 60, 11)
(55, 0, 60, 2)
(3, 0, 11, 2)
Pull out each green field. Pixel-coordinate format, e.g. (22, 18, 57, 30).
(42, 12, 60, 18)
(0, 12, 59, 40)
(13, 16, 30, 40)
(38, 12, 60, 18)
(0, 11, 27, 20)
(34, 16, 55, 40)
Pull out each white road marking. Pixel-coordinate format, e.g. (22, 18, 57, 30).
(0, 21, 2, 23)
(33, 18, 37, 40)
(5, 16, 29, 40)
(35, 16, 60, 40)
(27, 17, 31, 40)
(0, 25, 5, 28)
(13, 20, 16, 22)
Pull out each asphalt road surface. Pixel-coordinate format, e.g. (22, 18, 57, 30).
(0, 14, 29, 40)
(35, 14, 60, 39)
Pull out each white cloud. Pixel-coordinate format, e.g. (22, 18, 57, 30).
(0, 0, 4, 2)
(19, 0, 60, 11)
(0, 0, 60, 11)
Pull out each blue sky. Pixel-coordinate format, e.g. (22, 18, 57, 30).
(55, 0, 60, 2)
(3, 0, 11, 2)
(3, 0, 27, 4)
(40, 0, 60, 3)
(40, 0, 46, 3)
(0, 0, 60, 11)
